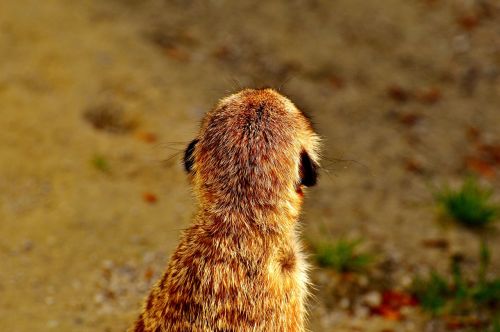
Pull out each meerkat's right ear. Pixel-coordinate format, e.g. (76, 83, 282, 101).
(299, 150, 318, 187)
(183, 139, 199, 173)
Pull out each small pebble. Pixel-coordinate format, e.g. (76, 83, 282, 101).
(358, 275, 369, 287)
(452, 34, 470, 53)
(339, 297, 350, 309)
(94, 293, 105, 304)
(400, 274, 413, 288)
(102, 260, 114, 269)
(47, 320, 59, 328)
(21, 240, 34, 252)
(354, 304, 370, 318)
(363, 291, 382, 307)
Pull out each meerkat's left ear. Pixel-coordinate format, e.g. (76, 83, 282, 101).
(299, 150, 319, 187)
(183, 139, 198, 173)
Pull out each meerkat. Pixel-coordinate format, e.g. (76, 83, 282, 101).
(132, 88, 320, 332)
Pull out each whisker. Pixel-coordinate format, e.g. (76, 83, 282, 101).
(321, 155, 372, 176)
(277, 73, 296, 92)
(321, 168, 338, 182)
(228, 75, 243, 91)
(160, 151, 183, 167)
(153, 141, 189, 152)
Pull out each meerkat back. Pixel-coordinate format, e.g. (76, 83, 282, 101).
(132, 88, 320, 332)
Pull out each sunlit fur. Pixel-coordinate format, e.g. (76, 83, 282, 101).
(132, 88, 320, 332)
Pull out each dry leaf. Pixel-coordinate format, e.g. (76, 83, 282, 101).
(143, 192, 158, 204)
(465, 156, 496, 178)
(387, 85, 411, 102)
(135, 131, 158, 143)
(416, 87, 442, 104)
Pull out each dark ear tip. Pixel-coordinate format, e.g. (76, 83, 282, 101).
(300, 150, 318, 187)
(183, 139, 199, 173)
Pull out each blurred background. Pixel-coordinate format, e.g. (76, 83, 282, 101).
(0, 0, 499, 331)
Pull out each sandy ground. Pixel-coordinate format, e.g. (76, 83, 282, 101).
(0, 0, 499, 331)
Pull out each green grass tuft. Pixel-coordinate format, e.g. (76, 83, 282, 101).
(412, 272, 450, 315)
(411, 241, 500, 326)
(490, 316, 500, 332)
(436, 178, 499, 227)
(91, 154, 110, 173)
(313, 238, 373, 273)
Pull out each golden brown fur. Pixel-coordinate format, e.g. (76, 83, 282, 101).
(132, 88, 320, 332)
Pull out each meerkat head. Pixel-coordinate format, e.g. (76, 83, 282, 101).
(183, 88, 320, 213)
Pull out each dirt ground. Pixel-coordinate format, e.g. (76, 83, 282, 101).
(0, 0, 499, 331)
